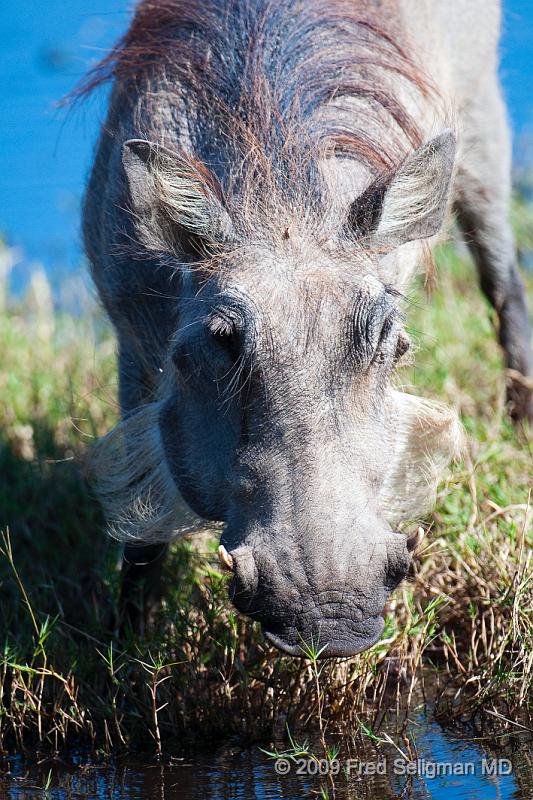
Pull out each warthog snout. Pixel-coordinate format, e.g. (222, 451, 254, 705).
(224, 531, 414, 658)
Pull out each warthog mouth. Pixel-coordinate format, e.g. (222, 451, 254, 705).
(262, 615, 386, 658)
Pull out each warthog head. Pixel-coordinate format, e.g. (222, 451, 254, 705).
(93, 130, 462, 657)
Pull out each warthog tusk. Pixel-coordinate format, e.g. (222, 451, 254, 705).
(218, 544, 234, 571)
(407, 526, 425, 553)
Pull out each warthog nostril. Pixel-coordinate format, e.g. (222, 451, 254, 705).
(218, 545, 234, 571)
(406, 526, 425, 553)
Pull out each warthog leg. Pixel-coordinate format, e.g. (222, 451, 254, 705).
(455, 75, 533, 423)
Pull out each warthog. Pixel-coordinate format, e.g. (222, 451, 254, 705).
(82, 0, 532, 656)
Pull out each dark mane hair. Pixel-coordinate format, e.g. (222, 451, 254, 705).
(77, 0, 435, 236)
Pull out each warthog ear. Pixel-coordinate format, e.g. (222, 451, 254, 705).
(122, 139, 232, 253)
(349, 130, 456, 246)
(375, 130, 456, 246)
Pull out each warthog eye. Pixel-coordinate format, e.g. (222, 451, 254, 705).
(394, 330, 410, 361)
(209, 315, 241, 362)
(351, 285, 407, 370)
(369, 317, 410, 368)
(171, 314, 242, 375)
(369, 314, 396, 365)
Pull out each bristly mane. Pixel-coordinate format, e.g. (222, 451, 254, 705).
(77, 0, 434, 237)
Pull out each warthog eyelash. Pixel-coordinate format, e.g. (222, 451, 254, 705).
(211, 328, 242, 367)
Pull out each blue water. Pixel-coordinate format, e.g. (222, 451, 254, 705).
(0, 0, 532, 286)
(0, 1, 128, 291)
(1, 716, 532, 799)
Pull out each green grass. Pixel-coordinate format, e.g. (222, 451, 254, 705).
(0, 239, 531, 754)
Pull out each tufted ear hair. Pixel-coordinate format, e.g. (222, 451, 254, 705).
(348, 130, 456, 246)
(122, 139, 232, 253)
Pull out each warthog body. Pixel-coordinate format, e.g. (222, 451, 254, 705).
(83, 0, 532, 656)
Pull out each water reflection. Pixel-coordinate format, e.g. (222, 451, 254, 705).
(1, 717, 531, 800)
